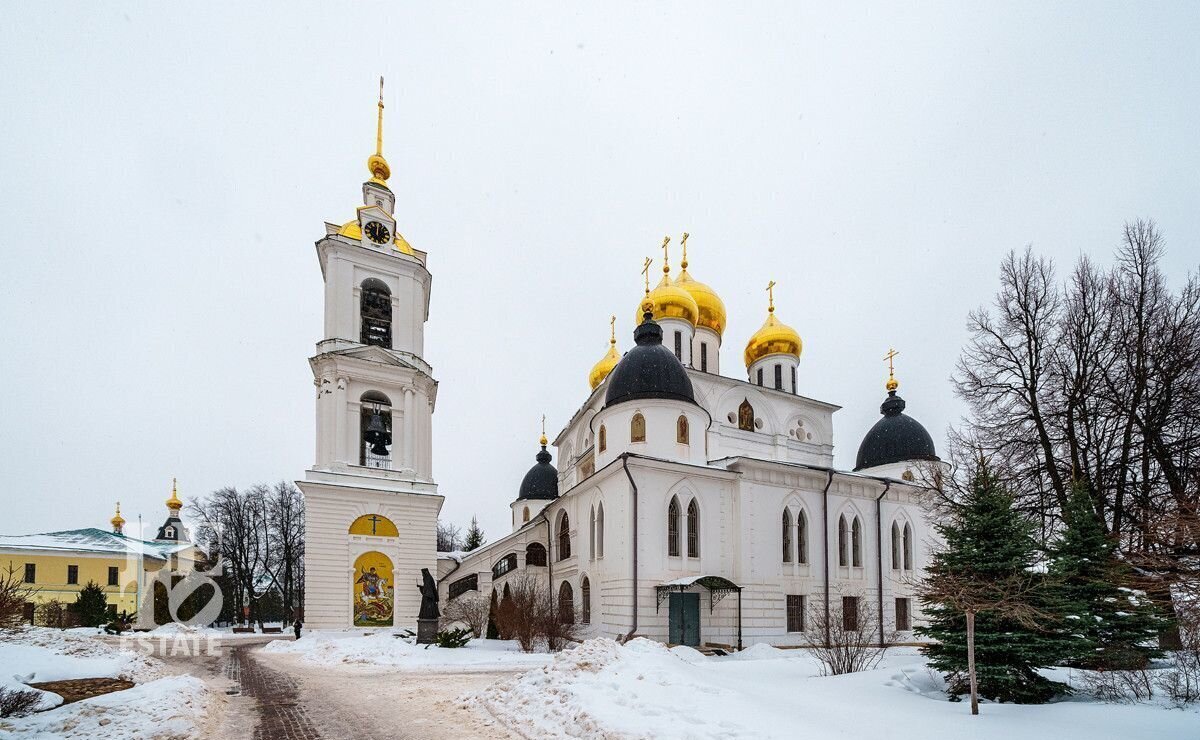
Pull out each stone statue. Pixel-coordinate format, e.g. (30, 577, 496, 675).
(417, 568, 439, 621)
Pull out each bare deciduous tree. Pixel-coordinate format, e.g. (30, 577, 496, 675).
(0, 562, 36, 629)
(440, 592, 490, 638)
(805, 592, 895, 676)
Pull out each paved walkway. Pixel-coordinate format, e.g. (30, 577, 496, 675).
(226, 646, 324, 740)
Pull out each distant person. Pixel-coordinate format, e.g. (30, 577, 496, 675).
(293, 620, 302, 639)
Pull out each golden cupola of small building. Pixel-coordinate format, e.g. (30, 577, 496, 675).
(674, 234, 726, 337)
(744, 280, 802, 368)
(588, 316, 621, 390)
(634, 238, 699, 327)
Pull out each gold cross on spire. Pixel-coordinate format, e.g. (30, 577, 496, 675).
(766, 280, 776, 313)
(680, 232, 690, 270)
(609, 314, 616, 346)
(661, 235, 671, 275)
(884, 348, 900, 391)
(376, 76, 385, 156)
(642, 257, 653, 294)
(540, 414, 548, 446)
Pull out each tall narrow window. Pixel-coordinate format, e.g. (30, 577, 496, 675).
(687, 499, 700, 558)
(851, 517, 863, 567)
(67, 565, 78, 585)
(903, 523, 913, 571)
(790, 366, 797, 394)
(107, 566, 119, 586)
(557, 512, 572, 560)
(700, 343, 708, 372)
(359, 278, 392, 347)
(596, 502, 605, 558)
(359, 391, 393, 467)
(782, 510, 793, 563)
(631, 413, 646, 443)
(896, 597, 911, 631)
(581, 577, 591, 624)
(891, 522, 902, 570)
(558, 581, 575, 624)
(756, 367, 764, 386)
(843, 596, 860, 631)
(737, 399, 754, 431)
(838, 516, 848, 567)
(676, 415, 689, 444)
(598, 424, 607, 453)
(522, 507, 530, 523)
(786, 594, 805, 632)
(797, 510, 808, 564)
(674, 331, 683, 360)
(774, 363, 783, 390)
(589, 506, 596, 560)
(668, 497, 680, 557)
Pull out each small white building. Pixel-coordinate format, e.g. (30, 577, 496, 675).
(303, 90, 943, 648)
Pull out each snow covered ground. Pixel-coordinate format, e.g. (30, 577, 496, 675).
(0, 627, 213, 739)
(473, 638, 1200, 740)
(263, 630, 554, 671)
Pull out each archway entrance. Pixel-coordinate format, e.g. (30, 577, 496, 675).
(352, 551, 394, 627)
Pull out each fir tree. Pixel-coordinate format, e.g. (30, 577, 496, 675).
(463, 516, 486, 552)
(1049, 479, 1167, 669)
(485, 589, 500, 640)
(918, 464, 1074, 705)
(71, 581, 110, 627)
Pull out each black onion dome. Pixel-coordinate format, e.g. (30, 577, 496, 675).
(603, 313, 697, 408)
(517, 445, 559, 501)
(854, 391, 939, 471)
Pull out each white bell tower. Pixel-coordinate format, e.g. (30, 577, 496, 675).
(300, 79, 443, 630)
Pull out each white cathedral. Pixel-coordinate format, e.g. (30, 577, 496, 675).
(301, 87, 942, 648)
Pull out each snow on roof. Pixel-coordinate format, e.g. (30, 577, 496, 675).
(0, 528, 190, 560)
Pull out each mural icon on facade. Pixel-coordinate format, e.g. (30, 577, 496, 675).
(353, 551, 394, 627)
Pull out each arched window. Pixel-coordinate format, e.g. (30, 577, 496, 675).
(599, 424, 607, 453)
(676, 415, 689, 444)
(525, 542, 547, 567)
(631, 413, 646, 443)
(903, 523, 913, 571)
(596, 502, 605, 559)
(359, 391, 393, 467)
(557, 512, 571, 560)
(492, 552, 518, 579)
(797, 510, 808, 565)
(558, 581, 575, 624)
(851, 516, 863, 567)
(667, 496, 681, 557)
(163, 526, 176, 539)
(838, 515, 849, 567)
(687, 499, 700, 558)
(522, 506, 530, 523)
(782, 510, 793, 563)
(589, 506, 596, 560)
(360, 278, 392, 348)
(891, 522, 902, 570)
(581, 576, 591, 624)
(738, 399, 755, 431)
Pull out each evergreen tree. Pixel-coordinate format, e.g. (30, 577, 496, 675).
(1049, 479, 1167, 669)
(463, 516, 486, 552)
(918, 464, 1074, 704)
(70, 581, 110, 627)
(486, 589, 500, 640)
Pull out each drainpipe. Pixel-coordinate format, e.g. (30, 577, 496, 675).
(875, 480, 891, 648)
(820, 469, 834, 647)
(620, 454, 639, 643)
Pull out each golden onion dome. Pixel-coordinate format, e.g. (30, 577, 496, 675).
(676, 267, 726, 337)
(744, 285, 802, 367)
(110, 502, 125, 530)
(635, 274, 699, 327)
(588, 317, 621, 390)
(166, 478, 183, 511)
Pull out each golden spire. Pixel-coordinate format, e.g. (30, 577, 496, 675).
(111, 501, 125, 533)
(166, 477, 183, 511)
(661, 235, 671, 276)
(539, 415, 548, 447)
(767, 280, 777, 313)
(680, 232, 689, 270)
(884, 348, 900, 392)
(642, 257, 653, 295)
(366, 76, 391, 185)
(609, 314, 616, 346)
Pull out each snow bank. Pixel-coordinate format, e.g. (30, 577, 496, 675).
(473, 638, 1200, 740)
(262, 631, 553, 671)
(0, 675, 210, 739)
(0, 627, 163, 684)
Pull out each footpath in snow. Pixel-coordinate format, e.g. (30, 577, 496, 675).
(263, 630, 554, 672)
(473, 638, 1200, 740)
(0, 627, 212, 740)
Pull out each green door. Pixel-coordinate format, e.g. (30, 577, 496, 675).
(668, 592, 701, 646)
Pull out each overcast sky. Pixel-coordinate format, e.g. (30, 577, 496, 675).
(1, 2, 1197, 542)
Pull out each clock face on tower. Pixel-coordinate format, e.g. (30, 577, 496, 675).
(364, 221, 391, 245)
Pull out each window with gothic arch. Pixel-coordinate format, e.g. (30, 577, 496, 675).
(797, 510, 808, 564)
(557, 512, 572, 560)
(891, 521, 902, 569)
(851, 516, 863, 567)
(686, 499, 700, 558)
(667, 496, 680, 557)
(596, 502, 605, 558)
(782, 509, 793, 563)
(903, 522, 913, 570)
(631, 413, 646, 443)
(838, 515, 849, 567)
